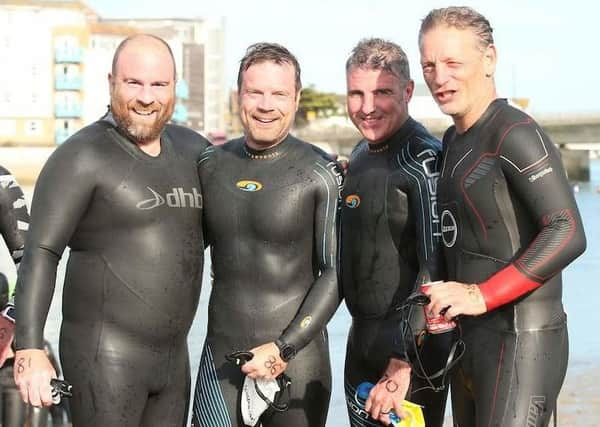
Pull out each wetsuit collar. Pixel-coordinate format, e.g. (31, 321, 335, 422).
(243, 134, 292, 160)
(367, 116, 417, 153)
(455, 98, 508, 136)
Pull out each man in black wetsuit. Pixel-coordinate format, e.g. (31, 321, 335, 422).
(0, 166, 29, 426)
(340, 38, 448, 427)
(418, 7, 586, 426)
(14, 34, 209, 427)
(192, 43, 342, 427)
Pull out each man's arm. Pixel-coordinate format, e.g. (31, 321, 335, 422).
(15, 141, 97, 406)
(0, 166, 30, 365)
(242, 160, 343, 379)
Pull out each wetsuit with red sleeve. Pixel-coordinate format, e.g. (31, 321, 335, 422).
(438, 99, 586, 427)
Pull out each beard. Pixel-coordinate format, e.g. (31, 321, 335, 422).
(111, 98, 174, 144)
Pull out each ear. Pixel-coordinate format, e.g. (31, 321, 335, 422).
(404, 79, 415, 103)
(294, 89, 301, 112)
(483, 44, 497, 77)
(108, 72, 114, 95)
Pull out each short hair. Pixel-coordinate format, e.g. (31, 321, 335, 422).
(419, 6, 494, 50)
(237, 43, 302, 93)
(345, 38, 411, 82)
(111, 34, 177, 78)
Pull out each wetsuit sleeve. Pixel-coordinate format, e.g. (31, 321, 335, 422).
(15, 144, 97, 349)
(0, 166, 29, 277)
(278, 160, 343, 351)
(479, 119, 586, 311)
(392, 143, 445, 360)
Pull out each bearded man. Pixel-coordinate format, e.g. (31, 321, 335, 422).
(13, 34, 209, 427)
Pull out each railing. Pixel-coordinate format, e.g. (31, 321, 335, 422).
(55, 104, 82, 118)
(55, 75, 82, 91)
(54, 128, 75, 145)
(54, 48, 84, 63)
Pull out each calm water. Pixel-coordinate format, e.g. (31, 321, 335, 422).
(3, 159, 599, 426)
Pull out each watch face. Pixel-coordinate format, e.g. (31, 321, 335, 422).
(281, 345, 296, 361)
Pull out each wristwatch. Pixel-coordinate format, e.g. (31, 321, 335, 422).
(274, 338, 297, 362)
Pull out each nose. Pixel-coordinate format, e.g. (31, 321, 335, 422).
(360, 94, 375, 116)
(136, 84, 156, 105)
(433, 64, 450, 88)
(257, 93, 274, 111)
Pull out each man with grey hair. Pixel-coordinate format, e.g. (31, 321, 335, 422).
(419, 6, 586, 427)
(340, 38, 449, 427)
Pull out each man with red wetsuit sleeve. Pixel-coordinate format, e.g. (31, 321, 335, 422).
(418, 6, 586, 427)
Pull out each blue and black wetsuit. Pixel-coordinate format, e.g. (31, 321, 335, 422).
(15, 114, 209, 427)
(340, 117, 449, 427)
(192, 135, 342, 427)
(438, 99, 586, 427)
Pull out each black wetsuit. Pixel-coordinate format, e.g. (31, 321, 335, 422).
(192, 135, 342, 427)
(0, 165, 29, 427)
(15, 114, 209, 427)
(340, 118, 449, 427)
(438, 99, 586, 427)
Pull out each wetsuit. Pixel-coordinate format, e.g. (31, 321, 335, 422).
(0, 166, 29, 427)
(340, 117, 449, 427)
(15, 113, 209, 427)
(438, 99, 586, 427)
(0, 165, 28, 276)
(192, 135, 342, 427)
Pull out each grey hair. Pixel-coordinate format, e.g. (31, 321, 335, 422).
(345, 38, 410, 82)
(419, 6, 494, 50)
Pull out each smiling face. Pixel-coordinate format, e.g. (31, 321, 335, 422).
(346, 67, 413, 144)
(419, 25, 497, 133)
(238, 61, 299, 150)
(109, 36, 175, 146)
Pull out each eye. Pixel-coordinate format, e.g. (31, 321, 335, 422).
(421, 64, 434, 74)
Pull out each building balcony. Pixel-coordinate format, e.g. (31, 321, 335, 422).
(54, 48, 84, 63)
(55, 128, 75, 145)
(176, 80, 189, 100)
(55, 76, 82, 91)
(172, 103, 188, 123)
(55, 104, 82, 118)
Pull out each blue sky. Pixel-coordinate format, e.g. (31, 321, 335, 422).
(85, 0, 597, 116)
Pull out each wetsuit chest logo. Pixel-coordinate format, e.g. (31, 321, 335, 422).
(441, 209, 458, 247)
(345, 194, 360, 208)
(136, 186, 203, 210)
(236, 180, 263, 192)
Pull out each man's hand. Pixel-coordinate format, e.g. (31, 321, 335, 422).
(365, 358, 411, 424)
(241, 342, 287, 380)
(14, 349, 56, 407)
(424, 281, 486, 319)
(0, 316, 15, 367)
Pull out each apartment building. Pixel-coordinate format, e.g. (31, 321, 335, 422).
(0, 1, 225, 146)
